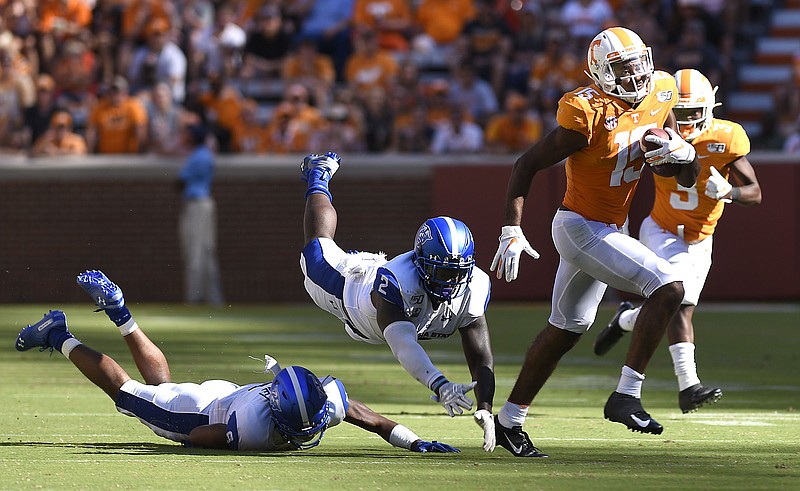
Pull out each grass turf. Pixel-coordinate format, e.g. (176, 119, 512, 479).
(1, 303, 798, 490)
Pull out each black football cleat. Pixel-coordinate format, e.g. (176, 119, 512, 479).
(593, 301, 635, 356)
(604, 392, 663, 435)
(494, 416, 548, 457)
(679, 384, 723, 413)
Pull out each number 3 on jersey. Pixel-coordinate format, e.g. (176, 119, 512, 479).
(609, 126, 654, 187)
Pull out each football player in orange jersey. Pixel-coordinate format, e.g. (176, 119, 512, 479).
(592, 69, 762, 413)
(488, 27, 701, 457)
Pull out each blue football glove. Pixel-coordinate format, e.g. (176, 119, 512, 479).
(410, 440, 460, 453)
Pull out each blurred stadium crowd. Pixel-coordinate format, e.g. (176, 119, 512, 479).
(0, 0, 791, 157)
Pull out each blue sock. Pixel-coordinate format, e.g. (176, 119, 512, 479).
(105, 305, 132, 327)
(305, 169, 333, 201)
(48, 330, 74, 353)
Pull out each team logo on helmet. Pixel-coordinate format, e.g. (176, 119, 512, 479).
(415, 224, 433, 248)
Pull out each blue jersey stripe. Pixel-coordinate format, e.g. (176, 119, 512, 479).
(116, 391, 210, 436)
(302, 239, 345, 298)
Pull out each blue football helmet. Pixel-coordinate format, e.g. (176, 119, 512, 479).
(412, 217, 475, 302)
(268, 366, 333, 449)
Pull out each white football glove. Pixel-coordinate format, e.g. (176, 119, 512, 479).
(431, 381, 476, 417)
(705, 166, 733, 203)
(644, 127, 696, 165)
(490, 226, 540, 282)
(473, 409, 496, 452)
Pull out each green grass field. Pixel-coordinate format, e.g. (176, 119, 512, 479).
(1, 302, 798, 490)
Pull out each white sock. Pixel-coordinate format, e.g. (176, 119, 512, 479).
(669, 342, 701, 391)
(61, 338, 83, 359)
(498, 401, 529, 428)
(118, 318, 139, 336)
(619, 307, 639, 332)
(616, 365, 645, 398)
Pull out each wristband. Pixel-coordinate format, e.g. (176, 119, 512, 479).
(430, 375, 448, 395)
(389, 424, 421, 449)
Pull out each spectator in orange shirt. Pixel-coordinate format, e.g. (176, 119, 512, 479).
(282, 39, 336, 111)
(412, 0, 476, 68)
(30, 110, 87, 157)
(484, 92, 542, 153)
(344, 28, 398, 92)
(86, 76, 148, 154)
(37, 0, 93, 69)
(230, 99, 271, 153)
(353, 0, 413, 52)
(264, 102, 312, 153)
(197, 75, 244, 153)
(281, 82, 326, 130)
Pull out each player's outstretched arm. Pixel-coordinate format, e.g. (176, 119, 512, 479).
(459, 316, 497, 451)
(376, 296, 475, 416)
(492, 126, 587, 282)
(345, 399, 459, 453)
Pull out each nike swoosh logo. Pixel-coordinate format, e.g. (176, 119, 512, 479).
(504, 434, 524, 454)
(630, 414, 651, 427)
(698, 155, 710, 159)
(650, 107, 663, 116)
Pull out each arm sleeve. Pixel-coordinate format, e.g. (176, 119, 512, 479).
(383, 320, 443, 390)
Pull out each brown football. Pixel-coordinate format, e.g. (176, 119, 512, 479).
(640, 127, 681, 177)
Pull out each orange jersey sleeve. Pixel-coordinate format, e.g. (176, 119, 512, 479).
(649, 119, 750, 243)
(558, 71, 678, 226)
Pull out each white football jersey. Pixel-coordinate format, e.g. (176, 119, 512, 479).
(342, 251, 491, 344)
(118, 376, 349, 451)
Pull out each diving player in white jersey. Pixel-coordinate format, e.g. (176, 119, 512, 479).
(14, 270, 459, 453)
(300, 152, 498, 452)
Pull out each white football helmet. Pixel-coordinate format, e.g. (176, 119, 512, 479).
(586, 27, 654, 104)
(673, 69, 721, 141)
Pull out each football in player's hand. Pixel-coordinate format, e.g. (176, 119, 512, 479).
(640, 127, 681, 177)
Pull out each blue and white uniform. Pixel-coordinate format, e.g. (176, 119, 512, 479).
(115, 375, 348, 450)
(300, 238, 491, 345)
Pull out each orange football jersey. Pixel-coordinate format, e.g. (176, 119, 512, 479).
(650, 119, 750, 243)
(558, 71, 679, 226)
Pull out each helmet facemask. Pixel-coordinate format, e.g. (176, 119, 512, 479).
(607, 52, 653, 103)
(415, 254, 474, 302)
